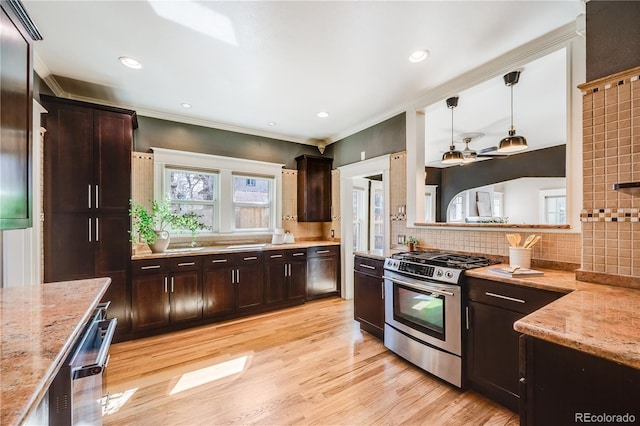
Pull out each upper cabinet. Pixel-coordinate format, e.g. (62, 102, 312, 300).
(0, 0, 41, 230)
(296, 155, 332, 222)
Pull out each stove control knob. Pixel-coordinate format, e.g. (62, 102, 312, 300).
(445, 271, 454, 279)
(435, 269, 443, 277)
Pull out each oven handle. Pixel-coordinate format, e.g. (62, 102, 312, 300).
(72, 318, 118, 379)
(383, 275, 455, 297)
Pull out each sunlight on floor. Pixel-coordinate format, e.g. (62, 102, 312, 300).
(170, 355, 249, 396)
(102, 388, 138, 416)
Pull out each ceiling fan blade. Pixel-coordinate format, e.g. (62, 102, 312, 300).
(478, 146, 499, 154)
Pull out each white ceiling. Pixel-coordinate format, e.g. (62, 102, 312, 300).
(24, 1, 583, 149)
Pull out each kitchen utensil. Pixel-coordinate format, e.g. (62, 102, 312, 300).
(522, 234, 536, 249)
(524, 235, 541, 249)
(513, 233, 521, 247)
(506, 234, 517, 247)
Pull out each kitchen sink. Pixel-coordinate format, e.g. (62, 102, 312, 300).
(225, 243, 268, 250)
(165, 247, 204, 253)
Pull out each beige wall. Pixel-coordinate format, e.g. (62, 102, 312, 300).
(580, 66, 640, 279)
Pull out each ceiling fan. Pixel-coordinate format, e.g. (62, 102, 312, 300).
(458, 133, 508, 162)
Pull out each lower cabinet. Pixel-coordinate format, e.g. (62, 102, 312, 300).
(264, 249, 307, 305)
(465, 277, 562, 412)
(306, 245, 340, 300)
(202, 251, 265, 317)
(353, 256, 385, 339)
(131, 257, 202, 334)
(520, 336, 640, 425)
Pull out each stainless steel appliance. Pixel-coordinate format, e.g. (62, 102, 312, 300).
(383, 251, 495, 388)
(49, 302, 117, 425)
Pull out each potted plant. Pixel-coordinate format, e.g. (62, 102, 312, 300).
(129, 198, 208, 252)
(405, 236, 419, 252)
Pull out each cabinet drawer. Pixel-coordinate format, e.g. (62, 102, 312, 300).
(205, 254, 232, 267)
(467, 277, 562, 315)
(265, 250, 288, 260)
(307, 245, 339, 258)
(132, 258, 169, 275)
(169, 256, 202, 271)
(288, 249, 307, 260)
(354, 256, 384, 276)
(233, 251, 263, 265)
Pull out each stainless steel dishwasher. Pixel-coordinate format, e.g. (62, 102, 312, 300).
(49, 302, 117, 425)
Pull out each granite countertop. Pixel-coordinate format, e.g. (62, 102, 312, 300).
(0, 278, 111, 426)
(467, 265, 640, 370)
(132, 240, 340, 260)
(353, 248, 406, 261)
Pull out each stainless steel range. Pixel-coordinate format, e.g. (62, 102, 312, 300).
(383, 250, 496, 388)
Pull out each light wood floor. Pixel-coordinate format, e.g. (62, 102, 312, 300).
(103, 298, 519, 425)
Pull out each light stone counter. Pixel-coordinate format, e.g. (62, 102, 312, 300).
(0, 278, 111, 426)
(467, 265, 640, 370)
(132, 240, 340, 260)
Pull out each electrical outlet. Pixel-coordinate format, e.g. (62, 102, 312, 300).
(330, 229, 334, 238)
(360, 151, 366, 161)
(398, 234, 406, 244)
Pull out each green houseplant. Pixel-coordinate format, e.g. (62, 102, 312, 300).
(129, 198, 209, 252)
(405, 236, 419, 251)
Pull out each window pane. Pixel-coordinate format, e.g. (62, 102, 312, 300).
(171, 203, 215, 230)
(168, 170, 216, 201)
(234, 206, 270, 229)
(233, 176, 270, 203)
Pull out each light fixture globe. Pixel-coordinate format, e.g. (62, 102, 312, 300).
(441, 96, 463, 165)
(497, 70, 528, 153)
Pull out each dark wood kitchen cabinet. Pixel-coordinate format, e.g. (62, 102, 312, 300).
(203, 252, 265, 317)
(353, 256, 385, 339)
(0, 0, 40, 230)
(520, 336, 640, 425)
(465, 277, 562, 412)
(264, 249, 307, 305)
(42, 95, 137, 341)
(296, 155, 333, 222)
(306, 245, 340, 300)
(130, 257, 202, 334)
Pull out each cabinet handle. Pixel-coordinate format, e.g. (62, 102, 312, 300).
(236, 269, 240, 283)
(465, 306, 470, 330)
(178, 262, 195, 267)
(95, 185, 99, 209)
(243, 256, 258, 261)
(171, 277, 174, 293)
(88, 218, 92, 242)
(141, 265, 161, 270)
(284, 264, 288, 277)
(88, 185, 92, 208)
(316, 250, 330, 254)
(164, 276, 168, 292)
(211, 259, 228, 263)
(360, 264, 376, 270)
(231, 269, 235, 284)
(485, 292, 526, 304)
(288, 264, 292, 277)
(292, 252, 305, 257)
(271, 254, 283, 259)
(95, 217, 99, 242)
(381, 282, 384, 300)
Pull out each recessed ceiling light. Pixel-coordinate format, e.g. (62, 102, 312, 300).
(267, 122, 276, 126)
(118, 56, 142, 69)
(317, 111, 329, 118)
(409, 49, 430, 63)
(181, 103, 192, 108)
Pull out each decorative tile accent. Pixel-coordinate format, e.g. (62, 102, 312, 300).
(390, 214, 407, 221)
(580, 208, 640, 222)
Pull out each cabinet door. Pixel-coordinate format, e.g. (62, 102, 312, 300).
(45, 213, 95, 282)
(43, 102, 93, 214)
(288, 260, 307, 302)
(100, 270, 130, 338)
(354, 271, 384, 338)
(169, 271, 202, 324)
(93, 110, 132, 213)
(236, 255, 264, 311)
(203, 263, 235, 317)
(306, 255, 339, 299)
(131, 274, 170, 333)
(94, 214, 130, 275)
(467, 300, 523, 412)
(264, 259, 287, 304)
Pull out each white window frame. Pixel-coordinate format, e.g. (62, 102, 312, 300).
(539, 188, 566, 225)
(165, 166, 219, 232)
(152, 147, 284, 235)
(231, 173, 274, 232)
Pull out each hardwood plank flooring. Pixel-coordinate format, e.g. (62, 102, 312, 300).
(103, 298, 519, 425)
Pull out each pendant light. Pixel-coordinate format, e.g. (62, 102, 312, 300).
(441, 96, 463, 164)
(498, 71, 528, 153)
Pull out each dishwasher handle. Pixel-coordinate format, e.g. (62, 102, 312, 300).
(72, 318, 118, 379)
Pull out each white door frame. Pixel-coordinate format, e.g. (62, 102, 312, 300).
(338, 155, 390, 300)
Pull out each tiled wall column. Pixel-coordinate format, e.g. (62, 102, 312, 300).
(580, 66, 640, 280)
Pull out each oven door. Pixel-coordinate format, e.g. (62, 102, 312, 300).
(384, 272, 461, 356)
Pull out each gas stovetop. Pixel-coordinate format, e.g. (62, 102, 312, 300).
(384, 250, 498, 285)
(391, 250, 498, 270)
